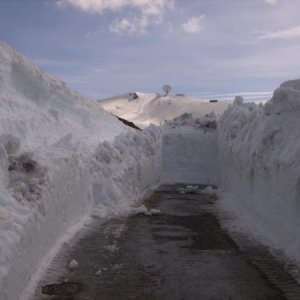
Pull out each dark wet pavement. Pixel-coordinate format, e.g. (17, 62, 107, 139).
(33, 185, 300, 300)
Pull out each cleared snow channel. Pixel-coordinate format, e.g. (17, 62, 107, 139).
(2, 40, 300, 300)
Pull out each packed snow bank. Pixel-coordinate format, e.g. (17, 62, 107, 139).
(0, 42, 162, 300)
(162, 113, 219, 185)
(218, 80, 300, 265)
(99, 92, 229, 128)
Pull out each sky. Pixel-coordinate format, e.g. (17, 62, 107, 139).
(0, 0, 300, 99)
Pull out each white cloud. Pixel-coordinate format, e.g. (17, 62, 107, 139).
(57, 0, 173, 14)
(109, 18, 138, 34)
(259, 25, 300, 40)
(56, 0, 173, 33)
(264, 0, 277, 5)
(182, 15, 205, 34)
(109, 13, 163, 34)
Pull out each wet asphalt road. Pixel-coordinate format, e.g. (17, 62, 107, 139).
(33, 185, 300, 300)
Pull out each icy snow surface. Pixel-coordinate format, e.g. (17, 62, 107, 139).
(0, 42, 162, 300)
(218, 80, 300, 266)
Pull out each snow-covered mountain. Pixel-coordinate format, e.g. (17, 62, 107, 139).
(98, 92, 229, 128)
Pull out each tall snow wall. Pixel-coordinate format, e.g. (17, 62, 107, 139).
(0, 42, 162, 300)
(218, 79, 300, 265)
(161, 113, 219, 185)
(2, 127, 162, 300)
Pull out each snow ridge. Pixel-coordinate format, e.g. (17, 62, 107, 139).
(218, 80, 300, 265)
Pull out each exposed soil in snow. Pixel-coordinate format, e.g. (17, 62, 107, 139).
(115, 115, 142, 131)
(31, 185, 300, 300)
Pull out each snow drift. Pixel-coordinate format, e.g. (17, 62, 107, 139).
(218, 80, 300, 265)
(162, 113, 219, 185)
(0, 42, 162, 300)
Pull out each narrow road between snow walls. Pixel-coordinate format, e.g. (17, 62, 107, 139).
(32, 184, 300, 300)
(3, 42, 300, 300)
(24, 108, 300, 300)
